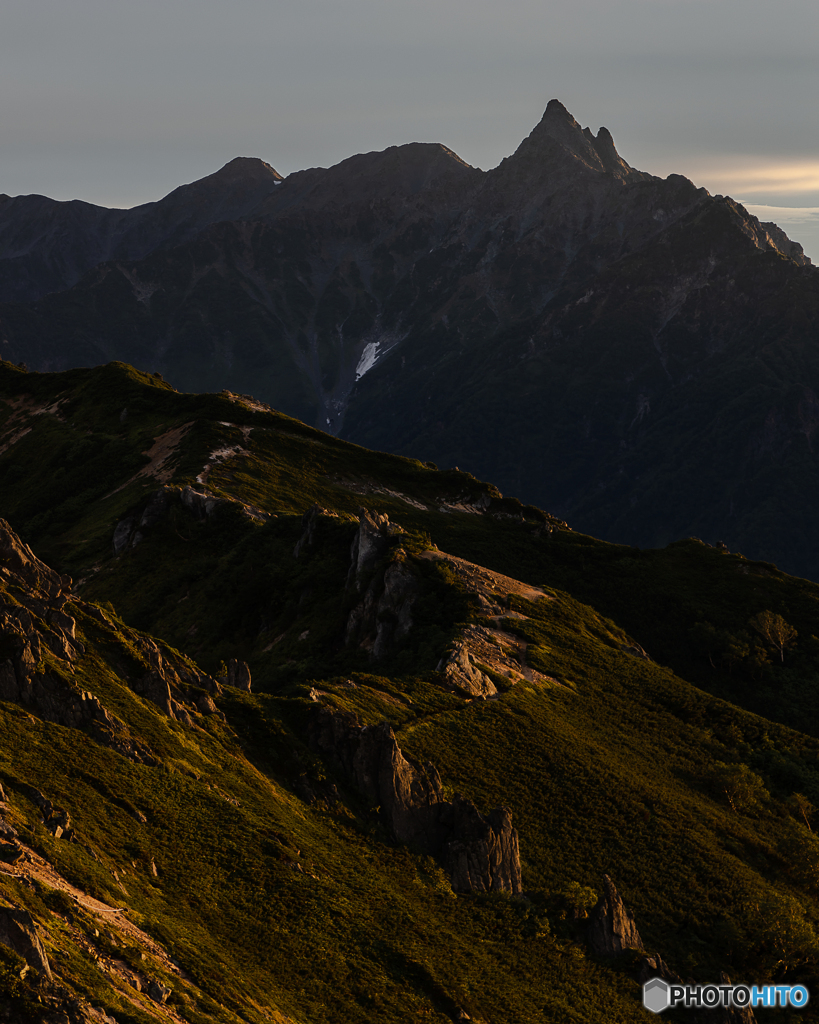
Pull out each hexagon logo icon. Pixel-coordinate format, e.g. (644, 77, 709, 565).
(643, 977, 670, 1014)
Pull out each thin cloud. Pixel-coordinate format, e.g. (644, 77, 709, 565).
(677, 158, 819, 197)
(742, 205, 819, 222)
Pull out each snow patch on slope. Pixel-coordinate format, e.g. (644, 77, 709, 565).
(355, 341, 380, 380)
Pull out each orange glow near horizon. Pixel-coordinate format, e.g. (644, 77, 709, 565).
(665, 156, 819, 200)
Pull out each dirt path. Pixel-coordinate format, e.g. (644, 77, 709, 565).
(417, 548, 551, 605)
(0, 394, 68, 455)
(1, 836, 193, 1023)
(106, 422, 194, 497)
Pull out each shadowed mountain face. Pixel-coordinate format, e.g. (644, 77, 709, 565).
(0, 157, 282, 303)
(1, 100, 818, 577)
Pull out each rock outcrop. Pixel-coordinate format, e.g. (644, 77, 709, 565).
(636, 936, 755, 1020)
(224, 658, 251, 692)
(0, 519, 160, 761)
(636, 952, 681, 985)
(9, 783, 74, 840)
(435, 618, 558, 698)
(441, 799, 522, 894)
(0, 518, 72, 599)
(0, 518, 218, 756)
(699, 973, 757, 1023)
(0, 904, 53, 980)
(587, 874, 644, 955)
(0, 656, 158, 765)
(310, 710, 446, 849)
(344, 509, 418, 659)
(148, 979, 172, 1004)
(761, 221, 808, 266)
(128, 633, 219, 724)
(293, 503, 338, 557)
(113, 486, 174, 553)
(670, 973, 756, 1024)
(113, 484, 269, 553)
(0, 787, 22, 860)
(438, 641, 497, 698)
(308, 706, 522, 893)
(347, 509, 397, 585)
(346, 559, 419, 659)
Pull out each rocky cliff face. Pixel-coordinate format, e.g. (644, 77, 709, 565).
(344, 509, 418, 659)
(0, 518, 222, 760)
(441, 800, 522, 894)
(308, 705, 522, 894)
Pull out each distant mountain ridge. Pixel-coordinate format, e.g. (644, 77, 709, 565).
(2, 100, 819, 578)
(0, 156, 282, 303)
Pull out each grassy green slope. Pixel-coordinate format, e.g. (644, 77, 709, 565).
(3, 361, 819, 1020)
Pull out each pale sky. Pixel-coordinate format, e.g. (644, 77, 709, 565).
(2, 0, 818, 258)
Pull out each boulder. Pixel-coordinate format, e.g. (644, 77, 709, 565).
(0, 816, 18, 840)
(0, 905, 52, 980)
(148, 979, 172, 1004)
(438, 644, 497, 698)
(51, 998, 120, 1024)
(47, 810, 71, 839)
(0, 841, 24, 864)
(587, 874, 644, 955)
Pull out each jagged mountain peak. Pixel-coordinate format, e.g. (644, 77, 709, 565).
(509, 98, 646, 181)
